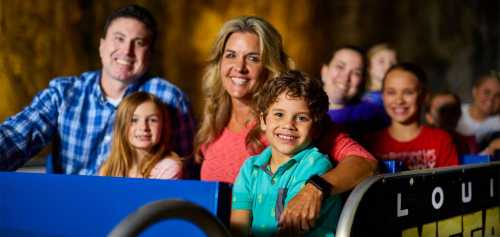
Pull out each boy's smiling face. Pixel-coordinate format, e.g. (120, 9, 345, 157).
(260, 92, 314, 160)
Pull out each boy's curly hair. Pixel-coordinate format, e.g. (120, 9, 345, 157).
(255, 70, 329, 124)
(246, 70, 329, 152)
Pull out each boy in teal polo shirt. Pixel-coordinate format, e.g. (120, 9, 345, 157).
(231, 71, 342, 237)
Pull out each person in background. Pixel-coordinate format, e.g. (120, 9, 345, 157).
(231, 71, 342, 237)
(365, 63, 458, 170)
(424, 90, 478, 156)
(457, 72, 500, 150)
(321, 45, 389, 139)
(0, 4, 195, 174)
(363, 43, 398, 107)
(195, 16, 376, 232)
(99, 92, 182, 179)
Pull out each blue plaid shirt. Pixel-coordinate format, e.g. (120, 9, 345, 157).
(0, 70, 195, 174)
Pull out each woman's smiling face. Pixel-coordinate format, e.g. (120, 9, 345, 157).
(220, 32, 265, 102)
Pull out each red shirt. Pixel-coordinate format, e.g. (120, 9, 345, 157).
(365, 126, 459, 170)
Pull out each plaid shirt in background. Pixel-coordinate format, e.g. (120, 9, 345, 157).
(0, 70, 195, 174)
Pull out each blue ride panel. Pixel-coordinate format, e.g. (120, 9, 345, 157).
(459, 154, 491, 164)
(0, 172, 231, 237)
(381, 160, 406, 173)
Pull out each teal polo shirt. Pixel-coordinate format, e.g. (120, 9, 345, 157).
(232, 146, 342, 237)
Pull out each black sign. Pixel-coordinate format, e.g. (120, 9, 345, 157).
(342, 162, 500, 237)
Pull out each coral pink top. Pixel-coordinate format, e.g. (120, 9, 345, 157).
(200, 127, 256, 183)
(201, 125, 374, 184)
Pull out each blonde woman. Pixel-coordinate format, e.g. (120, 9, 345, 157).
(195, 16, 292, 183)
(196, 16, 377, 233)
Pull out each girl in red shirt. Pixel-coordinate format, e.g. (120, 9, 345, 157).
(365, 63, 458, 170)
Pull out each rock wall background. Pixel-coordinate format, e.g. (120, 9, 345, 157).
(1, 0, 498, 123)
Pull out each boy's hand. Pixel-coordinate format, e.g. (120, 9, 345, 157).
(278, 183, 324, 232)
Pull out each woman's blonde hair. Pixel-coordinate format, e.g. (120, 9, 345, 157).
(194, 16, 293, 163)
(99, 92, 177, 177)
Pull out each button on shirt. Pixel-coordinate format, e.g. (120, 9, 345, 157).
(0, 70, 195, 174)
(232, 146, 342, 237)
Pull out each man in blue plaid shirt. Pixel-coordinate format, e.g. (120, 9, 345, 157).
(0, 4, 195, 175)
